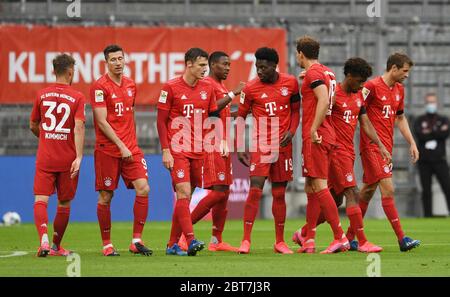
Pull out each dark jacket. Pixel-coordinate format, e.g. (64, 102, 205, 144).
(414, 113, 450, 162)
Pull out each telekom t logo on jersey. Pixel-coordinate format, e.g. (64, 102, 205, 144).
(265, 102, 277, 116)
(382, 105, 392, 118)
(343, 110, 352, 123)
(183, 104, 195, 118)
(115, 102, 124, 116)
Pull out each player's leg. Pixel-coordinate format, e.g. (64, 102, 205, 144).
(238, 175, 266, 254)
(94, 150, 120, 256)
(33, 167, 56, 257)
(50, 171, 78, 256)
(344, 187, 382, 253)
(379, 178, 420, 251)
(432, 161, 450, 216)
(418, 161, 433, 217)
(271, 181, 293, 254)
(127, 178, 152, 256)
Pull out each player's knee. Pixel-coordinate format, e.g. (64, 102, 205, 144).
(58, 200, 71, 207)
(334, 193, 344, 207)
(98, 191, 113, 205)
(136, 184, 150, 197)
(176, 186, 191, 199)
(250, 178, 265, 189)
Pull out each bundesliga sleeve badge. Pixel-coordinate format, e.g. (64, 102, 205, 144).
(240, 92, 246, 104)
(95, 90, 104, 103)
(158, 90, 168, 103)
(361, 87, 370, 101)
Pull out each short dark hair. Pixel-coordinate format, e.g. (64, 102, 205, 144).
(53, 53, 75, 76)
(185, 48, 209, 65)
(104, 44, 123, 61)
(344, 57, 373, 80)
(296, 35, 320, 59)
(386, 52, 414, 71)
(208, 51, 229, 67)
(255, 47, 279, 64)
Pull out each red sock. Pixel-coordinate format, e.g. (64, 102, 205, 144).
(272, 186, 287, 243)
(346, 205, 367, 245)
(175, 198, 195, 245)
(34, 201, 48, 244)
(97, 203, 111, 246)
(133, 196, 148, 239)
(242, 187, 263, 242)
(301, 211, 326, 237)
(305, 193, 321, 242)
(360, 199, 369, 218)
(52, 206, 70, 249)
(382, 197, 405, 241)
(317, 188, 344, 240)
(211, 190, 229, 242)
(191, 191, 225, 224)
(168, 210, 182, 247)
(347, 199, 369, 241)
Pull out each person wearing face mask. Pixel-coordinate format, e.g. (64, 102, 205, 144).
(414, 92, 450, 217)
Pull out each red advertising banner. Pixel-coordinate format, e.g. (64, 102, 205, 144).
(0, 25, 287, 104)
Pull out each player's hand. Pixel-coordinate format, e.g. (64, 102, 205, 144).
(379, 144, 392, 164)
(311, 129, 322, 144)
(70, 157, 82, 179)
(237, 152, 250, 167)
(280, 131, 293, 147)
(232, 82, 246, 96)
(162, 149, 174, 171)
(220, 140, 229, 157)
(120, 146, 133, 162)
(410, 143, 419, 163)
(298, 71, 307, 80)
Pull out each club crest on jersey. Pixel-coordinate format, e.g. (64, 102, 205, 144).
(127, 89, 133, 97)
(383, 165, 390, 173)
(250, 163, 256, 172)
(346, 173, 354, 182)
(200, 91, 208, 100)
(356, 100, 362, 108)
(395, 94, 400, 101)
(361, 87, 370, 101)
(176, 169, 185, 179)
(95, 90, 104, 103)
(218, 172, 225, 181)
(240, 92, 246, 104)
(280, 87, 289, 97)
(104, 177, 112, 187)
(158, 90, 168, 103)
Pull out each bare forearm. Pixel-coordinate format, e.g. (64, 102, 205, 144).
(98, 120, 126, 150)
(361, 116, 382, 147)
(311, 98, 328, 131)
(397, 116, 416, 145)
(216, 97, 232, 112)
(74, 124, 85, 159)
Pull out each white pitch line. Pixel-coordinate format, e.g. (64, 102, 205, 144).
(0, 251, 28, 258)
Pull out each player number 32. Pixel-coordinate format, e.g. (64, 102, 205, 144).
(42, 101, 71, 133)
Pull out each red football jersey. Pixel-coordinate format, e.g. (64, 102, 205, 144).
(203, 76, 231, 137)
(331, 84, 366, 158)
(157, 77, 218, 159)
(90, 74, 141, 158)
(30, 83, 86, 172)
(238, 72, 300, 153)
(360, 76, 405, 153)
(301, 63, 336, 144)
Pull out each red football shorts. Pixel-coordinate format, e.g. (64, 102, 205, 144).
(361, 148, 392, 185)
(328, 151, 357, 195)
(302, 140, 333, 179)
(94, 150, 148, 191)
(203, 152, 232, 188)
(249, 149, 293, 182)
(171, 154, 204, 188)
(34, 167, 79, 201)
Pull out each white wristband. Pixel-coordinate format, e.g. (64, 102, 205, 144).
(227, 91, 235, 99)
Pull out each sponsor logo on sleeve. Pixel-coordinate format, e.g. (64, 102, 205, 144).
(361, 87, 370, 101)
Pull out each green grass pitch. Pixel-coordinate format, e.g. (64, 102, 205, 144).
(1, 218, 449, 277)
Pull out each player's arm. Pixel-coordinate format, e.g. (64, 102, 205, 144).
(236, 89, 251, 166)
(396, 113, 419, 163)
(156, 86, 174, 171)
(311, 83, 329, 143)
(30, 121, 40, 138)
(432, 116, 450, 140)
(281, 80, 301, 147)
(93, 107, 132, 161)
(359, 110, 391, 163)
(30, 95, 41, 138)
(71, 119, 85, 178)
(214, 82, 246, 113)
